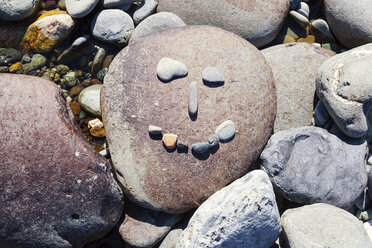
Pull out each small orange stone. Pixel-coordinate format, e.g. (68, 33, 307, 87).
(9, 62, 22, 72)
(162, 134, 178, 149)
(90, 127, 106, 138)
(69, 101, 81, 115)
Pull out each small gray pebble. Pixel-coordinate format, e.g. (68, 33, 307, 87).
(133, 0, 158, 25)
(215, 120, 236, 141)
(208, 134, 219, 147)
(192, 142, 210, 154)
(297, 2, 309, 18)
(157, 57, 188, 82)
(149, 125, 162, 135)
(290, 10, 309, 28)
(21, 54, 31, 63)
(176, 140, 188, 150)
(188, 81, 198, 116)
(314, 101, 330, 127)
(202, 66, 224, 85)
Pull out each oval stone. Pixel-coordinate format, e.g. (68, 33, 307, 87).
(157, 0, 289, 48)
(101, 26, 276, 214)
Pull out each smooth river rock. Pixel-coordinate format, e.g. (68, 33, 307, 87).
(281, 203, 372, 248)
(262, 42, 335, 132)
(0, 74, 123, 248)
(261, 126, 368, 209)
(101, 26, 277, 214)
(176, 170, 281, 248)
(66, 0, 99, 18)
(316, 43, 372, 140)
(157, 0, 289, 48)
(324, 0, 372, 48)
(0, 0, 40, 21)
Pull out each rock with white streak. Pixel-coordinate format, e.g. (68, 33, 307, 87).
(176, 170, 281, 248)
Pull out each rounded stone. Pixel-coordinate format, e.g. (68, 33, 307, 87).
(157, 57, 188, 82)
(324, 0, 372, 48)
(0, 48, 21, 66)
(78, 84, 102, 117)
(262, 42, 335, 132)
(91, 9, 134, 45)
(261, 126, 368, 209)
(0, 0, 40, 21)
(208, 134, 219, 147)
(129, 12, 186, 44)
(202, 66, 224, 85)
(157, 0, 289, 48)
(66, 0, 100, 18)
(103, 0, 137, 8)
(0, 74, 123, 247)
(191, 142, 210, 154)
(281, 203, 372, 248)
(101, 26, 276, 214)
(215, 120, 236, 141)
(133, 0, 157, 25)
(316, 43, 372, 139)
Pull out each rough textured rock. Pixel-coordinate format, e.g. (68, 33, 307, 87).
(129, 12, 186, 44)
(157, 0, 289, 48)
(91, 9, 134, 45)
(119, 201, 182, 248)
(176, 170, 281, 248)
(66, 0, 99, 18)
(261, 126, 368, 209)
(262, 42, 335, 132)
(21, 10, 76, 53)
(324, 0, 372, 48)
(0, 74, 123, 248)
(0, 0, 40, 21)
(281, 203, 372, 248)
(101, 26, 276, 214)
(316, 43, 372, 139)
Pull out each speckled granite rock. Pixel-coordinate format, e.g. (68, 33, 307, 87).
(0, 74, 123, 248)
(101, 26, 276, 214)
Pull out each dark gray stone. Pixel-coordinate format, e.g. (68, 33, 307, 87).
(91, 47, 106, 76)
(133, 0, 157, 25)
(0, 48, 21, 66)
(281, 203, 372, 248)
(289, 10, 309, 28)
(261, 126, 368, 209)
(0, 74, 123, 248)
(314, 101, 330, 127)
(208, 134, 219, 147)
(176, 170, 281, 248)
(192, 142, 210, 154)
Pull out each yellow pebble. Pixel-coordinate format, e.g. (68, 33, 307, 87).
(9, 62, 22, 72)
(90, 128, 106, 138)
(297, 35, 315, 43)
(284, 35, 296, 44)
(162, 134, 178, 150)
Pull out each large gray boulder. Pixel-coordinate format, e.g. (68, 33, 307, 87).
(176, 170, 281, 248)
(0, 74, 123, 248)
(0, 0, 40, 21)
(324, 0, 372, 48)
(157, 0, 289, 48)
(316, 43, 372, 140)
(101, 25, 277, 214)
(261, 126, 368, 209)
(262, 43, 335, 132)
(281, 203, 372, 248)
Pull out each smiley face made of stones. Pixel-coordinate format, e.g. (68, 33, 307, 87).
(151, 57, 236, 157)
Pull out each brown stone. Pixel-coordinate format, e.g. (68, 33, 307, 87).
(101, 26, 276, 214)
(262, 42, 335, 132)
(118, 201, 183, 247)
(69, 100, 81, 115)
(162, 134, 178, 150)
(0, 74, 123, 247)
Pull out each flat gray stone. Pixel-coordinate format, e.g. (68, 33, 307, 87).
(66, 0, 99, 18)
(0, 0, 40, 21)
(176, 170, 281, 248)
(316, 43, 372, 139)
(188, 81, 198, 116)
(0, 48, 21, 66)
(297, 2, 309, 18)
(262, 42, 335, 132)
(78, 84, 102, 117)
(130, 12, 186, 44)
(281, 203, 372, 248)
(101, 26, 276, 214)
(202, 66, 224, 85)
(149, 125, 162, 135)
(261, 126, 368, 209)
(215, 120, 235, 141)
(289, 10, 309, 28)
(311, 19, 335, 42)
(157, 0, 289, 48)
(103, 0, 138, 8)
(133, 0, 158, 25)
(157, 57, 188, 82)
(119, 201, 182, 248)
(191, 142, 210, 154)
(0, 74, 123, 248)
(313, 101, 330, 127)
(91, 9, 134, 45)
(208, 134, 219, 147)
(325, 0, 372, 48)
